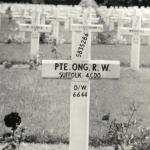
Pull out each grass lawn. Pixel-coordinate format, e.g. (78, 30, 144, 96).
(0, 143, 69, 150)
(0, 67, 150, 141)
(0, 143, 133, 150)
(0, 143, 118, 150)
(0, 43, 150, 67)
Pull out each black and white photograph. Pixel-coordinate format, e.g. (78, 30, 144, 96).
(0, 0, 150, 150)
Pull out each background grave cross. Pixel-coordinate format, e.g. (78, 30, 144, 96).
(119, 14, 150, 70)
(19, 11, 52, 60)
(47, 8, 67, 44)
(13, 9, 31, 42)
(42, 9, 120, 150)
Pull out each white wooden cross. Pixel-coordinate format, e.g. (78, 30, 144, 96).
(13, 9, 31, 42)
(119, 14, 150, 70)
(19, 10, 52, 60)
(66, 9, 82, 32)
(117, 16, 131, 40)
(109, 13, 131, 38)
(42, 9, 120, 150)
(47, 8, 67, 44)
(109, 15, 118, 31)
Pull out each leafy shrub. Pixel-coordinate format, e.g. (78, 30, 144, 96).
(3, 61, 13, 69)
(101, 103, 137, 150)
(131, 127, 150, 150)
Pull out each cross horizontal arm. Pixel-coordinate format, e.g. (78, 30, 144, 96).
(12, 15, 31, 20)
(110, 17, 131, 23)
(119, 27, 134, 35)
(42, 60, 120, 79)
(120, 27, 150, 36)
(142, 18, 150, 24)
(77, 17, 100, 24)
(19, 23, 52, 33)
(140, 28, 150, 36)
(47, 16, 67, 22)
(71, 24, 103, 32)
(110, 17, 118, 22)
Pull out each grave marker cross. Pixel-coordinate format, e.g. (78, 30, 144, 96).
(19, 11, 52, 60)
(13, 9, 31, 42)
(47, 8, 67, 44)
(120, 15, 150, 70)
(109, 15, 131, 38)
(42, 9, 120, 150)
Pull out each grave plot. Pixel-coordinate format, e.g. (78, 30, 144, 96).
(0, 60, 150, 147)
(42, 9, 120, 150)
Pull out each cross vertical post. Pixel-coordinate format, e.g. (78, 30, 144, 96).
(30, 11, 40, 60)
(130, 15, 141, 70)
(69, 9, 91, 150)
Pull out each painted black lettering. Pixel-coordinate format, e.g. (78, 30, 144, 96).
(92, 64, 97, 71)
(101, 64, 109, 71)
(59, 72, 63, 78)
(81, 85, 87, 90)
(55, 63, 59, 70)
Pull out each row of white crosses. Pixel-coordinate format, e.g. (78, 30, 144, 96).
(97, 7, 129, 42)
(2, 4, 150, 18)
(19, 10, 52, 60)
(97, 7, 150, 70)
(42, 8, 120, 150)
(15, 7, 82, 60)
(0, 5, 134, 40)
(2, 4, 150, 71)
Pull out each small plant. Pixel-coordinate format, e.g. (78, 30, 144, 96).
(40, 33, 46, 44)
(51, 38, 62, 59)
(3, 61, 13, 69)
(102, 103, 137, 150)
(2, 112, 25, 150)
(131, 127, 150, 150)
(97, 32, 112, 44)
(29, 55, 41, 70)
